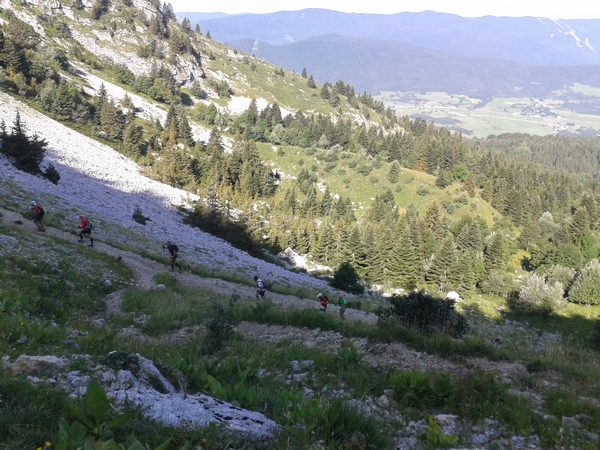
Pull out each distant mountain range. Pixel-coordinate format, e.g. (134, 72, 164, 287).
(179, 9, 600, 97)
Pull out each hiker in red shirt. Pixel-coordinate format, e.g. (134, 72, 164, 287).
(317, 293, 329, 312)
(77, 214, 94, 247)
(30, 201, 46, 232)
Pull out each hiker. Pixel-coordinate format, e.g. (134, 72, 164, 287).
(30, 201, 46, 232)
(254, 275, 266, 300)
(317, 293, 329, 312)
(77, 214, 94, 247)
(163, 241, 181, 272)
(338, 294, 347, 320)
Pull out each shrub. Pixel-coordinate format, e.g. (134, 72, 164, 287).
(132, 206, 150, 225)
(357, 164, 372, 176)
(543, 264, 575, 289)
(456, 191, 469, 204)
(330, 262, 364, 294)
(568, 259, 600, 305)
(511, 273, 566, 315)
(201, 295, 239, 354)
(43, 163, 61, 184)
(416, 184, 430, 196)
(390, 370, 455, 409)
(479, 271, 515, 298)
(381, 292, 468, 337)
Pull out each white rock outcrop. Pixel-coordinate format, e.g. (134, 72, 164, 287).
(7, 353, 281, 444)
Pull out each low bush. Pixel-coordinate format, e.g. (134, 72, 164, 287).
(511, 273, 566, 315)
(132, 205, 150, 225)
(380, 292, 468, 337)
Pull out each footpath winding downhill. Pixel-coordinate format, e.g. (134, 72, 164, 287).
(1, 206, 528, 384)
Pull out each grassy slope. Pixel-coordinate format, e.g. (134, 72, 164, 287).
(2, 197, 600, 448)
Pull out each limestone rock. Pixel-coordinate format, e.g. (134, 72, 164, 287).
(9, 355, 67, 377)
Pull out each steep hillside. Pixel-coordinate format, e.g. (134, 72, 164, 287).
(2, 1, 600, 450)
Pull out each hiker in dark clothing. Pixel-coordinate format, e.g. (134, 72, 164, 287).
(77, 214, 94, 247)
(163, 241, 181, 272)
(30, 201, 46, 232)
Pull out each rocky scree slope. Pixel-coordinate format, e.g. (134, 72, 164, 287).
(0, 92, 332, 292)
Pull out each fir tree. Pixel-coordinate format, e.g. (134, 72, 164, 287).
(425, 235, 455, 291)
(484, 233, 504, 273)
(462, 171, 476, 197)
(0, 112, 48, 174)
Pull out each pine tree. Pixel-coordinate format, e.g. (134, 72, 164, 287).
(307, 75, 316, 89)
(178, 114, 194, 147)
(362, 225, 384, 284)
(569, 207, 589, 243)
(462, 171, 476, 197)
(301, 67, 308, 79)
(388, 226, 421, 290)
(425, 235, 455, 291)
(0, 112, 47, 174)
(484, 233, 504, 273)
(313, 222, 333, 263)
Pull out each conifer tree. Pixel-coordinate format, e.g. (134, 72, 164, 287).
(178, 114, 194, 147)
(569, 207, 589, 243)
(484, 233, 504, 273)
(388, 226, 421, 290)
(462, 171, 476, 197)
(307, 75, 316, 89)
(0, 112, 47, 174)
(301, 67, 307, 78)
(362, 224, 384, 284)
(425, 235, 455, 291)
(313, 223, 333, 262)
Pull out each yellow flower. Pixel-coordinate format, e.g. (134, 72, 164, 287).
(45, 442, 52, 448)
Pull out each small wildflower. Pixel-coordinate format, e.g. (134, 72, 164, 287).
(45, 442, 52, 448)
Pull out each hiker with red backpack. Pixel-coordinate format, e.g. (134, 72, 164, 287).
(77, 214, 94, 247)
(317, 293, 329, 312)
(30, 201, 46, 232)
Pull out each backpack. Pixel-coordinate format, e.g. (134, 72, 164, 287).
(39, 206, 46, 215)
(85, 219, 93, 230)
(257, 279, 267, 290)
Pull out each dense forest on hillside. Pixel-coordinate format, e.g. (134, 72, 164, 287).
(3, 0, 600, 310)
(483, 133, 600, 177)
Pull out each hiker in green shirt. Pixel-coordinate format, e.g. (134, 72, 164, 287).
(338, 294, 347, 320)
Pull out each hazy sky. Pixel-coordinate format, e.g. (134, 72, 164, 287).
(170, 0, 600, 20)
